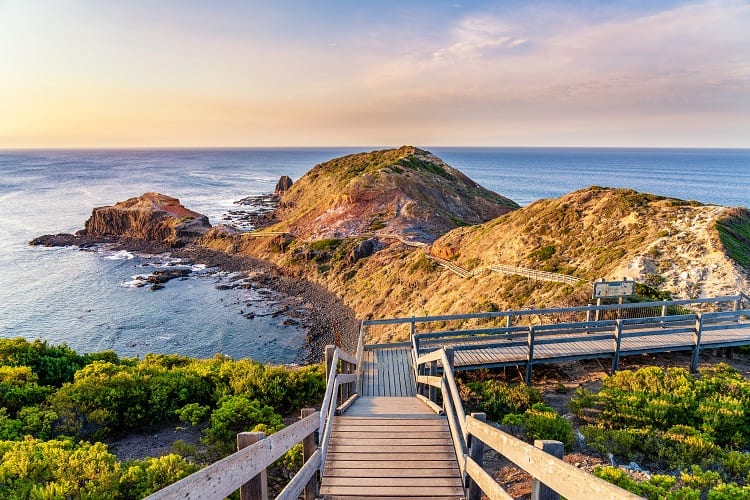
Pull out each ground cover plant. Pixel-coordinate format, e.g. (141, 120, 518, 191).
(571, 364, 750, 498)
(0, 338, 325, 498)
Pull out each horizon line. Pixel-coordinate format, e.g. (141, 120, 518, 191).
(1, 145, 749, 152)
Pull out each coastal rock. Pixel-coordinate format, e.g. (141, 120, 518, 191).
(347, 238, 377, 264)
(274, 176, 293, 198)
(81, 193, 211, 247)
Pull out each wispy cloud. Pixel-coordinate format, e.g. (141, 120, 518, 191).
(432, 15, 527, 61)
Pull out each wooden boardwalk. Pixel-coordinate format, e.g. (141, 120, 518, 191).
(320, 397, 464, 499)
(361, 344, 417, 397)
(416, 318, 750, 371)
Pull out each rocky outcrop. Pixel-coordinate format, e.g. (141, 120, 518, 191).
(274, 176, 293, 198)
(267, 146, 519, 243)
(80, 193, 211, 247)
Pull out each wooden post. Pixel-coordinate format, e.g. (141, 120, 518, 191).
(237, 432, 268, 500)
(585, 305, 592, 323)
(468, 412, 486, 500)
(531, 440, 564, 500)
(429, 360, 437, 403)
(595, 298, 602, 322)
(341, 361, 350, 402)
(525, 326, 535, 385)
(300, 408, 318, 500)
(506, 314, 513, 329)
(445, 347, 455, 374)
(325, 345, 338, 404)
(617, 297, 623, 320)
(612, 320, 622, 373)
(691, 313, 703, 373)
(325, 345, 336, 383)
(410, 317, 416, 340)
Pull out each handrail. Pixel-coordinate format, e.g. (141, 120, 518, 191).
(355, 321, 366, 394)
(146, 411, 320, 500)
(489, 263, 582, 285)
(319, 345, 359, 474)
(319, 349, 340, 434)
(362, 295, 743, 328)
(149, 343, 359, 499)
(415, 347, 640, 500)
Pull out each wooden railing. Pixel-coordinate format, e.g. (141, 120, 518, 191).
(147, 344, 358, 500)
(425, 254, 582, 284)
(362, 295, 745, 341)
(489, 263, 582, 285)
(414, 347, 642, 500)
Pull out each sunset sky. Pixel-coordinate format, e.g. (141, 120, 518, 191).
(1, 0, 748, 148)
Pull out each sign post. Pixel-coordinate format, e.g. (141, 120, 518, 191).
(593, 279, 635, 321)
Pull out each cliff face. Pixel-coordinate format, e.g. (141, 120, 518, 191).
(267, 146, 519, 243)
(82, 192, 211, 246)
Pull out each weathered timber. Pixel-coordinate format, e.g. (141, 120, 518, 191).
(466, 415, 642, 499)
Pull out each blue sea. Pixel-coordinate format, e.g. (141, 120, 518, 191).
(1, 147, 748, 363)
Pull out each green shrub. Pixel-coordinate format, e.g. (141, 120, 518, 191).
(309, 238, 342, 252)
(176, 403, 211, 426)
(205, 395, 284, 453)
(512, 403, 574, 450)
(0, 437, 120, 498)
(464, 380, 543, 421)
(119, 454, 199, 498)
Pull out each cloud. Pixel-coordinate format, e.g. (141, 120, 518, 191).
(432, 15, 528, 61)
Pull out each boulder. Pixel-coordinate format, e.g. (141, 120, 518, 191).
(347, 239, 377, 264)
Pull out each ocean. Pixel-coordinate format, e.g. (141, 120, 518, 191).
(1, 147, 748, 363)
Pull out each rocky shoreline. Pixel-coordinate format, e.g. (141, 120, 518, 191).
(30, 191, 359, 363)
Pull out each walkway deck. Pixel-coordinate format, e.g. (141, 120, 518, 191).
(416, 319, 750, 371)
(320, 397, 464, 499)
(361, 344, 416, 396)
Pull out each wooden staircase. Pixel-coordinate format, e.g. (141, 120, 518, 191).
(320, 345, 464, 498)
(320, 397, 464, 499)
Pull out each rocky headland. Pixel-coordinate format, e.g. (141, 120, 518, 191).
(32, 146, 750, 349)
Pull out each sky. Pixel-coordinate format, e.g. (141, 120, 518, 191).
(0, 0, 748, 148)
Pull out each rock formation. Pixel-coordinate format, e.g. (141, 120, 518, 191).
(80, 192, 211, 246)
(273, 176, 293, 199)
(266, 146, 519, 243)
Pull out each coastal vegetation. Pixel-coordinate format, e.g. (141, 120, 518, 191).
(0, 338, 325, 498)
(457, 364, 750, 498)
(572, 364, 750, 497)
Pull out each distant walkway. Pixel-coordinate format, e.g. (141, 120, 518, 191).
(426, 254, 582, 285)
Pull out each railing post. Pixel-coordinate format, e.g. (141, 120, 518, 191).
(325, 345, 338, 404)
(525, 326, 535, 385)
(506, 314, 512, 329)
(585, 305, 592, 323)
(691, 313, 703, 373)
(531, 440, 564, 500)
(612, 320, 622, 373)
(300, 408, 319, 500)
(341, 360, 350, 402)
(467, 412, 486, 500)
(445, 347, 455, 374)
(594, 297, 602, 322)
(237, 432, 268, 500)
(410, 316, 416, 339)
(429, 359, 437, 403)
(325, 345, 336, 383)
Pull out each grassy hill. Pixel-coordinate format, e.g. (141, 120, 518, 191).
(266, 146, 518, 242)
(203, 150, 750, 343)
